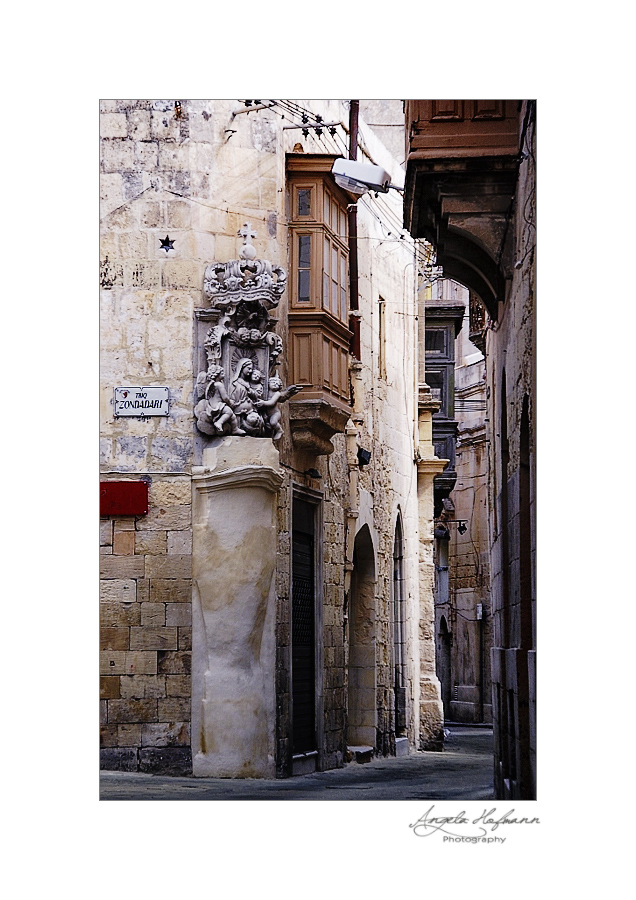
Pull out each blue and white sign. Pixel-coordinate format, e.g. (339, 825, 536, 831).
(114, 387, 170, 417)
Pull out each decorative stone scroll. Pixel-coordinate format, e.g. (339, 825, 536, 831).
(194, 226, 302, 440)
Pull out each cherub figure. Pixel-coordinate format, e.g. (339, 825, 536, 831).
(255, 375, 303, 440)
(204, 365, 245, 435)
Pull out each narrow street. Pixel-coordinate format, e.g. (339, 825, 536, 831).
(100, 724, 493, 801)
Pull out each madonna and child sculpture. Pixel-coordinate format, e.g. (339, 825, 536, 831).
(194, 225, 302, 440)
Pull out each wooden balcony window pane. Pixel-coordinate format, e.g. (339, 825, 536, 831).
(299, 234, 311, 268)
(340, 255, 347, 320)
(325, 192, 330, 226)
(323, 236, 330, 309)
(298, 189, 311, 216)
(425, 329, 446, 353)
(298, 269, 310, 302)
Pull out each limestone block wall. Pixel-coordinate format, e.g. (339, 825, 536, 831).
(485, 100, 536, 799)
(99, 99, 288, 773)
(273, 107, 428, 766)
(346, 156, 423, 753)
(416, 455, 444, 749)
(444, 320, 493, 723)
(447, 429, 493, 723)
(99, 476, 192, 774)
(320, 471, 348, 766)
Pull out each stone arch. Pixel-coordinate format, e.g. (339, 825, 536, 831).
(347, 524, 377, 749)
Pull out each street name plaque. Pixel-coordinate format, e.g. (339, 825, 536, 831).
(114, 387, 170, 417)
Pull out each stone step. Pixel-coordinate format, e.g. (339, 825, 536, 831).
(346, 745, 374, 764)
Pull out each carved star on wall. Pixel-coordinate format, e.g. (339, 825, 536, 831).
(160, 235, 175, 252)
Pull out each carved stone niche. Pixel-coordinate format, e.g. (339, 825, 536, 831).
(194, 227, 301, 442)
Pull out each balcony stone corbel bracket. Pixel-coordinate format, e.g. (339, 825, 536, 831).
(416, 457, 449, 477)
(289, 399, 351, 456)
(418, 392, 441, 415)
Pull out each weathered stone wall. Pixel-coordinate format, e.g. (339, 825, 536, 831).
(486, 100, 536, 798)
(445, 308, 493, 722)
(347, 140, 423, 752)
(100, 100, 210, 773)
(270, 105, 428, 768)
(100, 99, 286, 773)
(99, 475, 192, 774)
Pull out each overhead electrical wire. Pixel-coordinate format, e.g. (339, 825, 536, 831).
(102, 100, 436, 274)
(237, 101, 437, 263)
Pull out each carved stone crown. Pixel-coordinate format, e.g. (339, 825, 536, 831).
(203, 258, 287, 311)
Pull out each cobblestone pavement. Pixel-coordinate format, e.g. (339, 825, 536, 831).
(100, 725, 493, 801)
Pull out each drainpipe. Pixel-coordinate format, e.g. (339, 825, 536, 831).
(348, 100, 360, 360)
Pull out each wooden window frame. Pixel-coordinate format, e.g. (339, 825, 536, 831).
(287, 155, 350, 327)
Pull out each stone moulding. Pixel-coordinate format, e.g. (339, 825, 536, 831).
(417, 457, 449, 475)
(192, 464, 283, 495)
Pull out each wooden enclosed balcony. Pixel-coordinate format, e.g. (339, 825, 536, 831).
(286, 154, 353, 455)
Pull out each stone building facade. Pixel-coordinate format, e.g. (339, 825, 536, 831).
(100, 99, 445, 777)
(430, 285, 492, 724)
(404, 100, 537, 799)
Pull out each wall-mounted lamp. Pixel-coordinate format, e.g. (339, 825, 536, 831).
(280, 462, 321, 480)
(331, 158, 403, 195)
(434, 519, 468, 539)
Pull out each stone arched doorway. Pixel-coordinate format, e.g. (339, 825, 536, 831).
(393, 515, 406, 738)
(438, 615, 452, 717)
(347, 525, 376, 749)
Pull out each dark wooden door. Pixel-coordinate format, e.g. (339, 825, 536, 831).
(292, 500, 315, 753)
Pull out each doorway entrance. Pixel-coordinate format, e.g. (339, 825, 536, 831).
(347, 525, 376, 749)
(291, 497, 317, 756)
(438, 616, 452, 716)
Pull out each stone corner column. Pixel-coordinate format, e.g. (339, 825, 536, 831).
(416, 455, 447, 751)
(191, 436, 282, 777)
